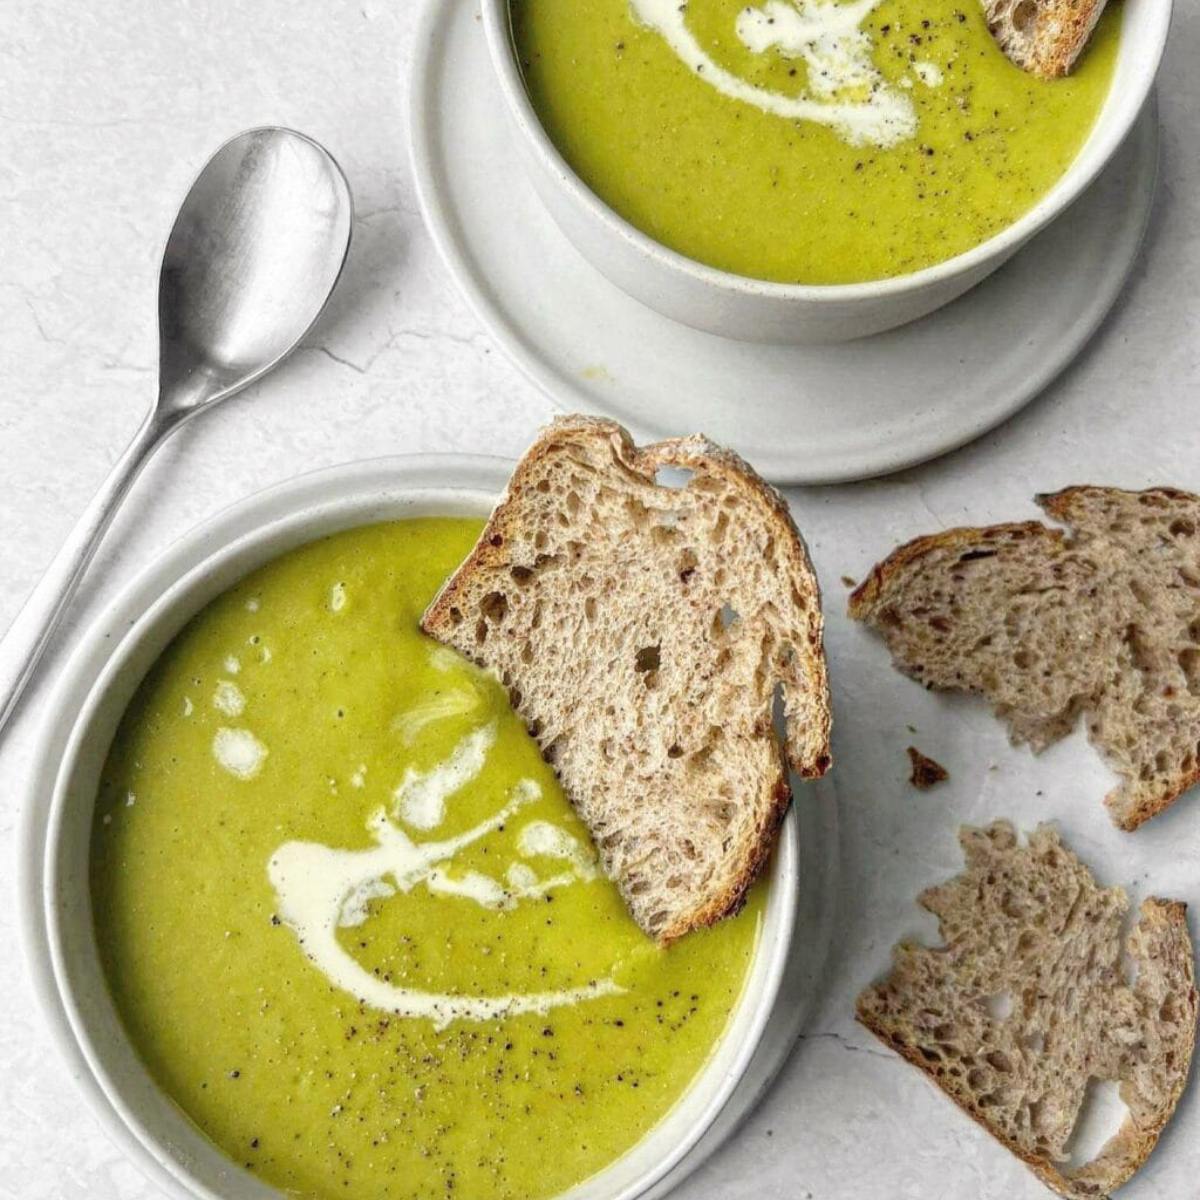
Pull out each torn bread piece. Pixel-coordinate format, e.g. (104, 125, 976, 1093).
(422, 416, 831, 943)
(983, 0, 1109, 77)
(858, 821, 1197, 1199)
(849, 487, 1200, 831)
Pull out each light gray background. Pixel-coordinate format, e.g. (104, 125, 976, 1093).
(2, 2, 1199, 1198)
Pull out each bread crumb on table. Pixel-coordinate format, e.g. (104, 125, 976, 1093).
(907, 746, 949, 790)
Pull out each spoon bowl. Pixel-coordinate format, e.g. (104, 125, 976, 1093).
(158, 128, 353, 412)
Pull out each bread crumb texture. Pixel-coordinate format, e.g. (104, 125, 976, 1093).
(850, 487, 1200, 830)
(422, 416, 831, 943)
(858, 821, 1198, 1199)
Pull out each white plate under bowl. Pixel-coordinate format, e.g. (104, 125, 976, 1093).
(18, 455, 838, 1200)
(408, 0, 1159, 485)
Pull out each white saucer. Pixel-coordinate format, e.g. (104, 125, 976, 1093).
(408, 0, 1159, 485)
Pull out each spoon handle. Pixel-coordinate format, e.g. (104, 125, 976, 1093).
(0, 410, 165, 736)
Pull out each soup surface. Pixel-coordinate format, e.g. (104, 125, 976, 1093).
(511, 0, 1120, 283)
(91, 519, 761, 1200)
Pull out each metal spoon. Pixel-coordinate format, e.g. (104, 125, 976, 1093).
(0, 127, 353, 735)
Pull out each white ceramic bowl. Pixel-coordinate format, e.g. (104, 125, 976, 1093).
(19, 456, 838, 1200)
(479, 0, 1171, 343)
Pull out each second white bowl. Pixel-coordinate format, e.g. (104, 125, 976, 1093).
(478, 0, 1170, 343)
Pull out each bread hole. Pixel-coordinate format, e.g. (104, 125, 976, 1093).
(667, 743, 684, 759)
(1016, 930, 1037, 955)
(521, 641, 534, 664)
(985, 1050, 1012, 1073)
(1169, 517, 1196, 537)
(536, 478, 551, 493)
(1063, 1078, 1129, 1171)
(584, 596, 597, 621)
(628, 879, 650, 895)
(983, 992, 1013, 1022)
(1024, 1030, 1045, 1054)
(565, 490, 581, 516)
(1010, 0, 1038, 31)
(474, 619, 488, 645)
(713, 511, 729, 541)
(957, 548, 998, 564)
(1129, 578, 1153, 608)
(528, 717, 542, 738)
(1179, 567, 1200, 589)
(531, 600, 543, 630)
(654, 466, 693, 490)
(448, 606, 463, 626)
(1013, 648, 1033, 670)
(678, 548, 698, 584)
(510, 565, 534, 586)
(966, 1067, 988, 1091)
(1160, 994, 1180, 1024)
(719, 602, 739, 631)
(480, 591, 508, 624)
(976, 1091, 1000, 1108)
(635, 645, 661, 673)
(708, 800, 735, 824)
(919, 1046, 943, 1063)
(543, 737, 562, 765)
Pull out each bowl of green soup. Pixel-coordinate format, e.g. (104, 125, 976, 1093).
(481, 0, 1169, 341)
(26, 455, 836, 1200)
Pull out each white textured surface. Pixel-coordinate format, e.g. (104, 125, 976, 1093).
(1, 2, 1199, 1199)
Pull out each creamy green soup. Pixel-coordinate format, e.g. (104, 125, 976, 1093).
(511, 0, 1119, 283)
(91, 519, 761, 1200)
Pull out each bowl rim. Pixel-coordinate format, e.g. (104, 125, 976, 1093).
(23, 452, 802, 1200)
(477, 0, 1172, 301)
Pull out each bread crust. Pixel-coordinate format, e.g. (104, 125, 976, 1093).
(423, 416, 831, 943)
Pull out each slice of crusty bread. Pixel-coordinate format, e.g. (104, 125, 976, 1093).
(858, 821, 1197, 1200)
(849, 487, 1200, 831)
(421, 416, 831, 943)
(983, 0, 1109, 77)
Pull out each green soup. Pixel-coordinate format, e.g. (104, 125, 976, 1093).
(91, 519, 762, 1200)
(511, 0, 1119, 284)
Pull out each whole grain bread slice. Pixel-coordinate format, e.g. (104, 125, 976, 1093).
(422, 416, 831, 943)
(983, 0, 1109, 77)
(849, 487, 1200, 831)
(858, 821, 1197, 1200)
